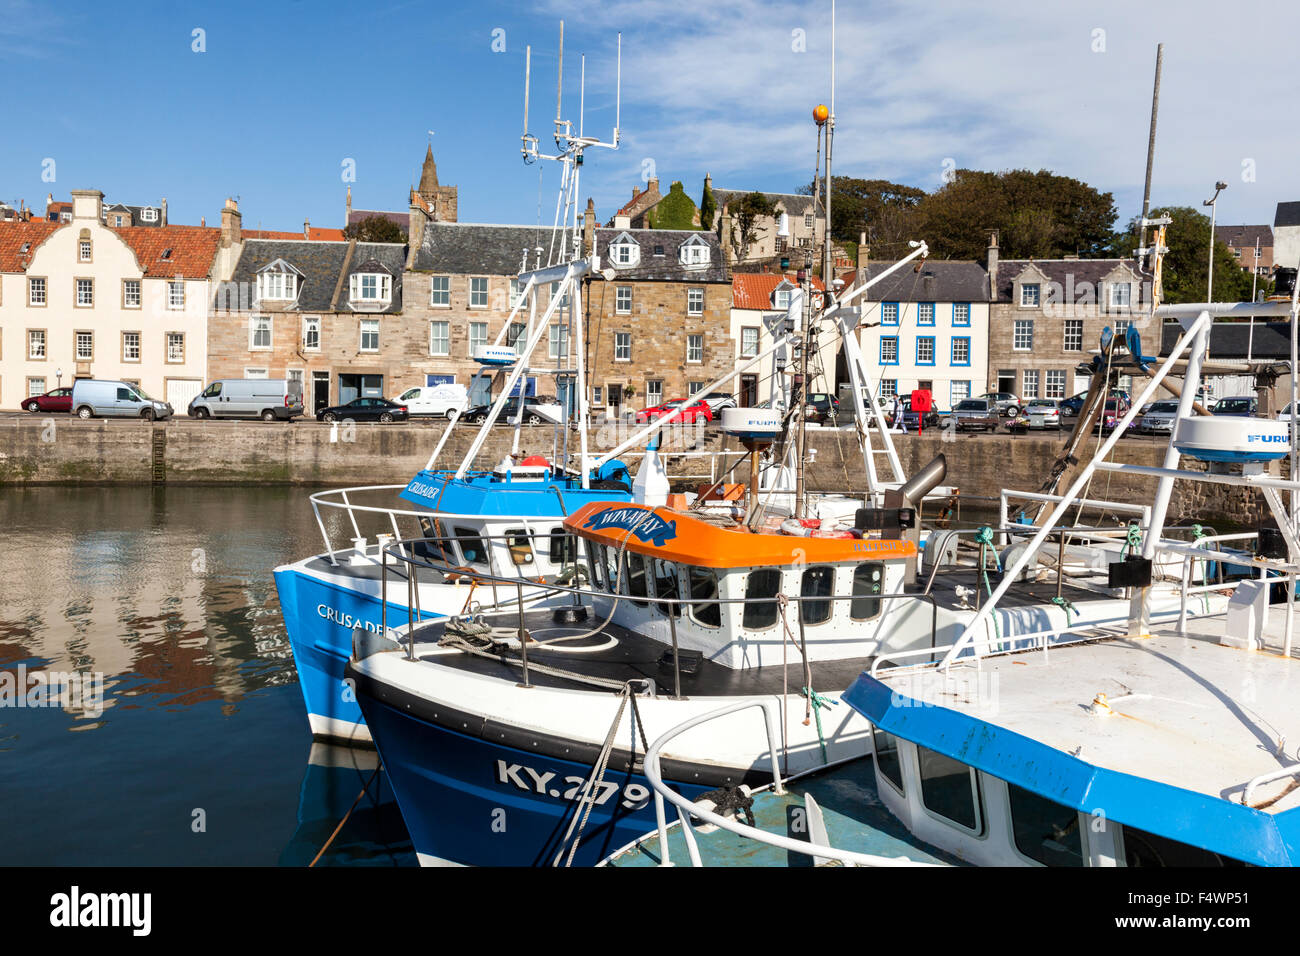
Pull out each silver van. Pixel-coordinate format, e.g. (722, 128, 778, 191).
(71, 380, 174, 421)
(189, 379, 305, 421)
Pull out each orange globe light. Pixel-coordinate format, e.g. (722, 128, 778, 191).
(812, 104, 829, 125)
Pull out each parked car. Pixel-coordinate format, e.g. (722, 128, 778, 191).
(394, 383, 469, 419)
(1007, 398, 1061, 431)
(71, 379, 174, 421)
(697, 391, 737, 414)
(1097, 396, 1133, 433)
(1059, 392, 1088, 417)
(317, 397, 409, 423)
(1139, 399, 1181, 435)
(635, 398, 713, 425)
(22, 387, 73, 413)
(462, 395, 563, 425)
(804, 392, 840, 424)
(1212, 396, 1258, 417)
(189, 378, 304, 421)
(978, 392, 1021, 418)
(900, 396, 941, 430)
(952, 398, 1000, 432)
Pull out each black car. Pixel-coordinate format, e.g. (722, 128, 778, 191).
(317, 397, 409, 423)
(462, 396, 556, 425)
(804, 392, 840, 423)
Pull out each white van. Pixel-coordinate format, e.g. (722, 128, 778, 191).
(394, 383, 469, 419)
(189, 379, 305, 421)
(71, 380, 174, 420)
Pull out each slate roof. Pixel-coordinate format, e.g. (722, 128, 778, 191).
(1216, 225, 1273, 248)
(733, 272, 825, 310)
(225, 239, 404, 313)
(1160, 320, 1292, 359)
(102, 202, 163, 226)
(861, 260, 991, 303)
(411, 222, 558, 275)
(713, 189, 814, 217)
(1274, 202, 1300, 228)
(0, 220, 61, 272)
(594, 227, 728, 283)
(112, 225, 221, 278)
(994, 258, 1142, 301)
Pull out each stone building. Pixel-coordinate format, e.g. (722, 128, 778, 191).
(1216, 224, 1273, 278)
(209, 206, 409, 413)
(0, 189, 219, 411)
(1273, 202, 1300, 277)
(707, 177, 824, 266)
(985, 235, 1149, 402)
(584, 212, 732, 417)
(345, 144, 458, 233)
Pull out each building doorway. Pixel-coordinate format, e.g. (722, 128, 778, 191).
(740, 374, 758, 407)
(997, 370, 1016, 394)
(312, 371, 330, 414)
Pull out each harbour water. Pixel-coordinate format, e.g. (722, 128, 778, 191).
(0, 485, 415, 866)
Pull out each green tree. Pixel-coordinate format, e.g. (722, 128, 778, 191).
(917, 169, 1117, 259)
(729, 191, 776, 261)
(343, 214, 408, 244)
(699, 177, 717, 232)
(1112, 206, 1255, 303)
(800, 176, 926, 250)
(647, 181, 699, 230)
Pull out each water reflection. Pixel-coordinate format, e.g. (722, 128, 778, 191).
(0, 485, 412, 865)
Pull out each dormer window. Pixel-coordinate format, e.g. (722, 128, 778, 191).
(679, 235, 711, 266)
(351, 272, 392, 304)
(653, 245, 665, 257)
(256, 259, 302, 301)
(609, 233, 639, 268)
(160, 248, 172, 260)
(140, 207, 157, 223)
(1020, 282, 1041, 307)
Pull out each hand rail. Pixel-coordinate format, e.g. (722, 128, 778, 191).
(1242, 763, 1300, 807)
(641, 698, 939, 867)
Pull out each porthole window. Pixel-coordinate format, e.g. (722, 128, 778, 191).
(917, 744, 982, 833)
(1007, 782, 1084, 866)
(800, 566, 834, 625)
(687, 566, 721, 628)
(851, 562, 885, 620)
(872, 726, 904, 795)
(742, 568, 782, 630)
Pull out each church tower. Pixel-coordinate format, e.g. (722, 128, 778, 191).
(412, 143, 458, 222)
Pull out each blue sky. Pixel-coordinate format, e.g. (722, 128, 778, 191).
(3, 0, 1295, 239)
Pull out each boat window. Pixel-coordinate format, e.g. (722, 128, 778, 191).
(1007, 782, 1084, 866)
(505, 529, 534, 566)
(653, 560, 682, 616)
(800, 567, 834, 626)
(587, 543, 605, 591)
(416, 516, 452, 562)
(626, 553, 649, 607)
(605, 545, 623, 591)
(549, 528, 578, 565)
(851, 562, 885, 620)
(1119, 824, 1248, 868)
(687, 566, 721, 628)
(742, 568, 782, 630)
(453, 526, 488, 567)
(917, 744, 981, 833)
(872, 726, 904, 795)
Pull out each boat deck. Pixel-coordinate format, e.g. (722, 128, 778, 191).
(603, 757, 961, 867)
(867, 610, 1300, 814)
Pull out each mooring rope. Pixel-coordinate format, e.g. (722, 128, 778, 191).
(308, 765, 382, 868)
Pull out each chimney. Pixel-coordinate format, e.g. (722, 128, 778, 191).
(582, 198, 596, 256)
(161, 198, 168, 226)
(986, 230, 999, 301)
(632, 187, 641, 199)
(648, 178, 660, 195)
(221, 197, 242, 247)
(200, 216, 206, 227)
(304, 217, 311, 239)
(345, 185, 352, 225)
(720, 210, 734, 263)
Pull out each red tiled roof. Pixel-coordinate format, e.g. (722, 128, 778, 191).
(732, 272, 825, 310)
(111, 224, 221, 278)
(243, 229, 303, 240)
(0, 220, 61, 272)
(307, 226, 345, 241)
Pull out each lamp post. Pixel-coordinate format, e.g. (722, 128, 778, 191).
(1203, 180, 1227, 301)
(56, 367, 63, 388)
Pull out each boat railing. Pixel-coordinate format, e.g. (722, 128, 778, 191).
(373, 532, 942, 696)
(636, 698, 938, 867)
(1242, 764, 1300, 808)
(998, 489, 1151, 547)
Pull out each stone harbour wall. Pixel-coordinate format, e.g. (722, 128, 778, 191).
(0, 416, 1282, 528)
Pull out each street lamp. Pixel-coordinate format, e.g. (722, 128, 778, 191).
(1203, 180, 1228, 301)
(56, 367, 63, 387)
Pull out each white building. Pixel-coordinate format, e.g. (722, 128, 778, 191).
(730, 272, 833, 406)
(856, 260, 992, 410)
(0, 190, 220, 411)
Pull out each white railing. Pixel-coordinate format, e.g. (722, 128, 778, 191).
(1242, 764, 1300, 808)
(640, 699, 939, 868)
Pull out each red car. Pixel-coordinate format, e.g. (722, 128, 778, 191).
(635, 398, 713, 425)
(22, 387, 73, 413)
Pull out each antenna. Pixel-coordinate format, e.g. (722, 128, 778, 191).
(556, 20, 564, 127)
